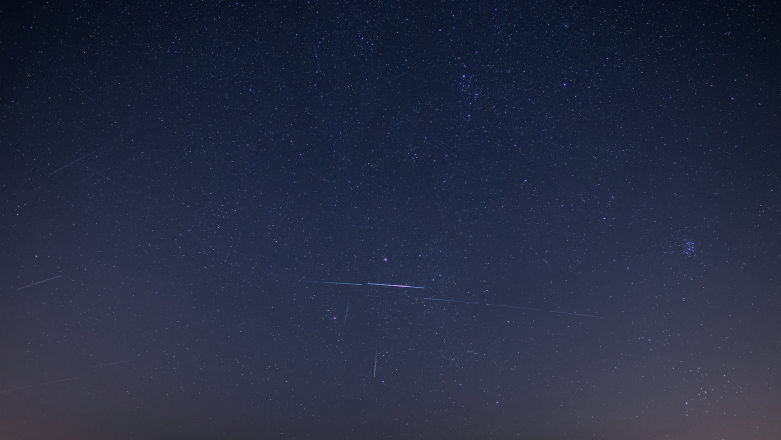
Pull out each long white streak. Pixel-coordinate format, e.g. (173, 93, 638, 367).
(306, 280, 364, 286)
(16, 274, 63, 291)
(367, 282, 424, 289)
(373, 351, 377, 378)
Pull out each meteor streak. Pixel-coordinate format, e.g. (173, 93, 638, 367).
(423, 297, 603, 319)
(306, 281, 364, 286)
(423, 297, 543, 312)
(0, 376, 78, 395)
(16, 274, 63, 291)
(0, 360, 130, 395)
(367, 282, 424, 289)
(90, 360, 131, 369)
(305, 281, 423, 289)
(47, 146, 106, 178)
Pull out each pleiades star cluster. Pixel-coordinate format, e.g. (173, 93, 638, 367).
(1, 1, 779, 439)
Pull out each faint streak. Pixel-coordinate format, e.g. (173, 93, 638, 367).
(306, 281, 364, 286)
(546, 310, 604, 319)
(79, 162, 112, 181)
(0, 376, 79, 395)
(91, 360, 130, 369)
(16, 274, 63, 291)
(389, 68, 411, 83)
(423, 297, 603, 319)
(0, 358, 130, 395)
(79, 162, 146, 196)
(67, 77, 104, 113)
(47, 147, 105, 178)
(423, 297, 484, 306)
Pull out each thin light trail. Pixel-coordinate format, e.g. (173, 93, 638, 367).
(367, 282, 424, 289)
(90, 360, 131, 369)
(373, 350, 378, 378)
(67, 76, 105, 114)
(79, 162, 113, 181)
(306, 281, 364, 286)
(47, 146, 106, 178)
(0, 360, 130, 395)
(16, 274, 63, 291)
(423, 297, 543, 312)
(423, 297, 603, 320)
(305, 281, 598, 318)
(79, 162, 148, 196)
(0, 376, 79, 395)
(306, 281, 424, 289)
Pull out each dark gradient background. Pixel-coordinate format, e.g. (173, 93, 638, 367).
(1, 1, 780, 439)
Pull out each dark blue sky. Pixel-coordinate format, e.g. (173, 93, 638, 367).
(1, 1, 780, 438)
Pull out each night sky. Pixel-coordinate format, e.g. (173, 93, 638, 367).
(1, 1, 780, 439)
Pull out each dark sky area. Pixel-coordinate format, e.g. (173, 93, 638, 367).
(1, 1, 780, 439)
